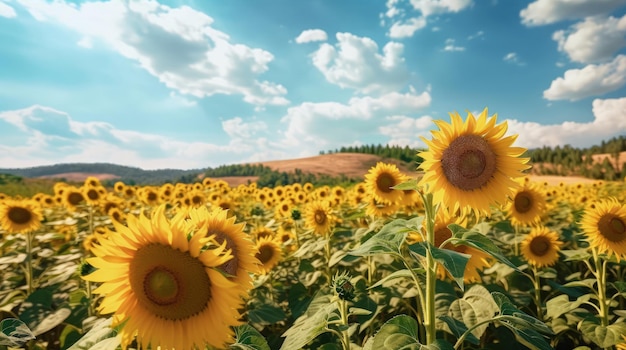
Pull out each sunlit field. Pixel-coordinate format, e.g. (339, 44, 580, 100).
(2, 110, 626, 350)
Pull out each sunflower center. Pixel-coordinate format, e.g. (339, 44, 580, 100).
(130, 244, 211, 321)
(314, 210, 327, 225)
(441, 135, 497, 191)
(530, 237, 550, 256)
(145, 268, 180, 305)
(376, 172, 395, 193)
(87, 189, 99, 200)
(514, 192, 533, 214)
(434, 228, 452, 248)
(256, 245, 274, 264)
(68, 192, 84, 206)
(598, 214, 626, 243)
(8, 207, 32, 224)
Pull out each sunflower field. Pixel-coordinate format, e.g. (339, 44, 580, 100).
(1, 109, 626, 350)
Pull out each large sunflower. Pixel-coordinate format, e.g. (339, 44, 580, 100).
(364, 162, 406, 204)
(304, 200, 335, 236)
(255, 237, 282, 275)
(506, 180, 546, 227)
(0, 199, 43, 234)
(580, 198, 626, 259)
(520, 227, 562, 268)
(83, 206, 244, 349)
(418, 109, 530, 215)
(186, 206, 260, 291)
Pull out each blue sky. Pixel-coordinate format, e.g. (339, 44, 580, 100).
(1, 0, 625, 170)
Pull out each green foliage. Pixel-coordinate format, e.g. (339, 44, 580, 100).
(323, 144, 424, 167)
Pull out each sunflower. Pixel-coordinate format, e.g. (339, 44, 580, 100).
(304, 200, 334, 236)
(506, 180, 546, 227)
(186, 206, 260, 289)
(82, 185, 105, 206)
(84, 176, 102, 188)
(520, 227, 562, 268)
(580, 198, 626, 259)
(63, 187, 85, 212)
(139, 187, 160, 206)
(0, 199, 43, 233)
(83, 206, 244, 349)
(255, 237, 282, 275)
(113, 181, 126, 193)
(418, 109, 530, 215)
(365, 195, 399, 218)
(617, 335, 626, 350)
(364, 162, 406, 204)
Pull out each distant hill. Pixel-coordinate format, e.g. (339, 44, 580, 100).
(0, 163, 205, 185)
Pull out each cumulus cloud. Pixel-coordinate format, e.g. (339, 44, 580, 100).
(295, 29, 327, 43)
(311, 33, 409, 94)
(0, 2, 17, 17)
(443, 38, 464, 52)
(280, 88, 432, 155)
(508, 97, 626, 148)
(14, 0, 289, 106)
(503, 52, 525, 65)
(384, 0, 472, 38)
(388, 17, 427, 38)
(552, 14, 626, 64)
(0, 105, 279, 169)
(543, 54, 626, 100)
(520, 0, 626, 26)
(379, 115, 434, 148)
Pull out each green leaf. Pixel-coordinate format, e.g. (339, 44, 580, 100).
(579, 319, 626, 348)
(437, 315, 480, 345)
(372, 315, 421, 349)
(545, 294, 592, 321)
(350, 217, 423, 258)
(429, 245, 470, 290)
(392, 179, 419, 191)
(448, 225, 519, 271)
(371, 316, 453, 350)
(0, 318, 35, 347)
(491, 292, 553, 350)
(247, 301, 287, 326)
(280, 290, 338, 350)
(448, 285, 499, 339)
(560, 249, 592, 262)
(230, 324, 270, 350)
(67, 318, 118, 350)
(368, 269, 423, 289)
(31, 308, 71, 336)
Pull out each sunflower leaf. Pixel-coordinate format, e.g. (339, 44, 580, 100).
(368, 268, 424, 290)
(350, 217, 423, 258)
(0, 318, 35, 347)
(448, 285, 499, 339)
(545, 294, 592, 321)
(448, 224, 520, 272)
(579, 318, 626, 348)
(391, 179, 419, 191)
(491, 292, 553, 350)
(280, 290, 339, 350)
(437, 315, 480, 345)
(231, 324, 270, 350)
(371, 314, 421, 349)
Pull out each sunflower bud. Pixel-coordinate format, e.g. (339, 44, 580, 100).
(332, 272, 355, 301)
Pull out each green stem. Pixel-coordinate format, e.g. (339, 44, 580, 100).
(367, 256, 373, 286)
(26, 230, 33, 296)
(592, 248, 609, 327)
(423, 193, 437, 345)
(531, 265, 543, 320)
(514, 225, 519, 256)
(325, 232, 332, 283)
(338, 298, 351, 350)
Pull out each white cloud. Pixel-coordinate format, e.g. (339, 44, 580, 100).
(520, 0, 626, 26)
(467, 30, 484, 40)
(311, 32, 409, 94)
(385, 0, 402, 17)
(0, 2, 17, 17)
(389, 17, 427, 38)
(379, 115, 434, 148)
(552, 14, 626, 64)
(0, 105, 278, 169)
(503, 52, 525, 65)
(14, 0, 289, 106)
(543, 54, 626, 100)
(408, 0, 473, 17)
(508, 97, 626, 148)
(280, 89, 432, 154)
(295, 29, 327, 43)
(443, 38, 464, 52)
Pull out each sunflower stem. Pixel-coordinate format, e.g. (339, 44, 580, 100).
(367, 255, 373, 286)
(423, 192, 437, 345)
(325, 232, 332, 284)
(531, 265, 543, 320)
(26, 230, 33, 296)
(592, 248, 609, 327)
(337, 298, 351, 350)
